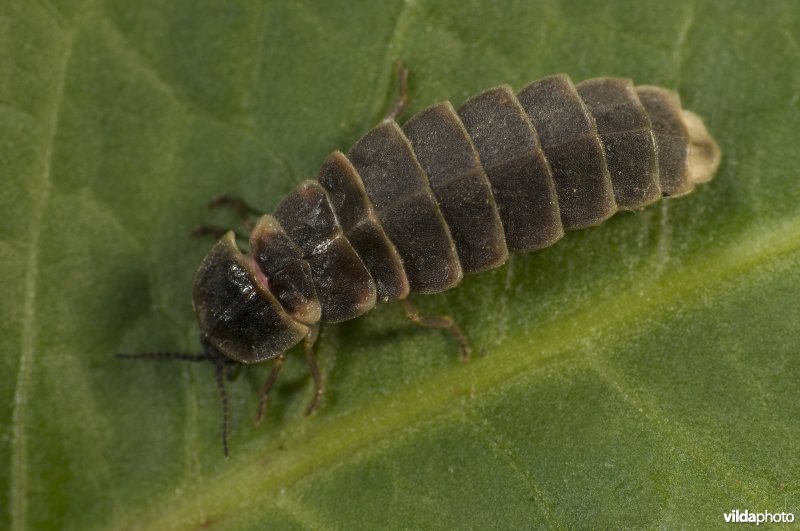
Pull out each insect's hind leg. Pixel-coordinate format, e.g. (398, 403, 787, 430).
(191, 195, 263, 241)
(384, 60, 410, 122)
(400, 299, 472, 362)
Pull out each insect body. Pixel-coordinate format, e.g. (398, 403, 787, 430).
(196, 74, 719, 363)
(125, 73, 720, 454)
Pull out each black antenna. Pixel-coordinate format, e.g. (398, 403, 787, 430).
(212, 362, 230, 457)
(116, 344, 232, 457)
(115, 352, 207, 362)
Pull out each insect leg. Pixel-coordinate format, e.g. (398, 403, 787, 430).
(254, 353, 285, 425)
(400, 299, 472, 362)
(190, 224, 238, 240)
(191, 195, 262, 241)
(384, 60, 410, 121)
(207, 194, 261, 231)
(303, 323, 324, 416)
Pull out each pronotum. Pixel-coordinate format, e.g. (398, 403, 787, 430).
(120, 72, 721, 455)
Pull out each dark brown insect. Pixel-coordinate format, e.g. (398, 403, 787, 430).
(120, 72, 721, 455)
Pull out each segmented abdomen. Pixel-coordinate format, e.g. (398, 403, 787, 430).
(251, 74, 715, 325)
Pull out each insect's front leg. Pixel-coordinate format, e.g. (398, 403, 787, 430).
(254, 323, 323, 424)
(254, 353, 285, 425)
(191, 195, 263, 241)
(207, 194, 261, 230)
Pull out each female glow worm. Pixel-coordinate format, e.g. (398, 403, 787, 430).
(120, 72, 721, 455)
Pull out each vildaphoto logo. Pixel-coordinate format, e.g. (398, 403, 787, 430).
(723, 509, 795, 525)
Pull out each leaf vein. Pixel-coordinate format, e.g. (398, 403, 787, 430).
(671, 3, 695, 88)
(96, 14, 190, 112)
(11, 27, 77, 531)
(244, 0, 268, 122)
(584, 350, 769, 502)
(464, 409, 566, 530)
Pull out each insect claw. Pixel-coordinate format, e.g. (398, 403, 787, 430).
(304, 391, 322, 416)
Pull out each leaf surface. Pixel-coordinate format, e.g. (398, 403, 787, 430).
(2, 0, 799, 529)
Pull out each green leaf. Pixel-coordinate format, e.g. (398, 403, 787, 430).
(3, 0, 799, 529)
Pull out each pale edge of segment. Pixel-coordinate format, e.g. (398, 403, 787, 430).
(682, 110, 721, 184)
